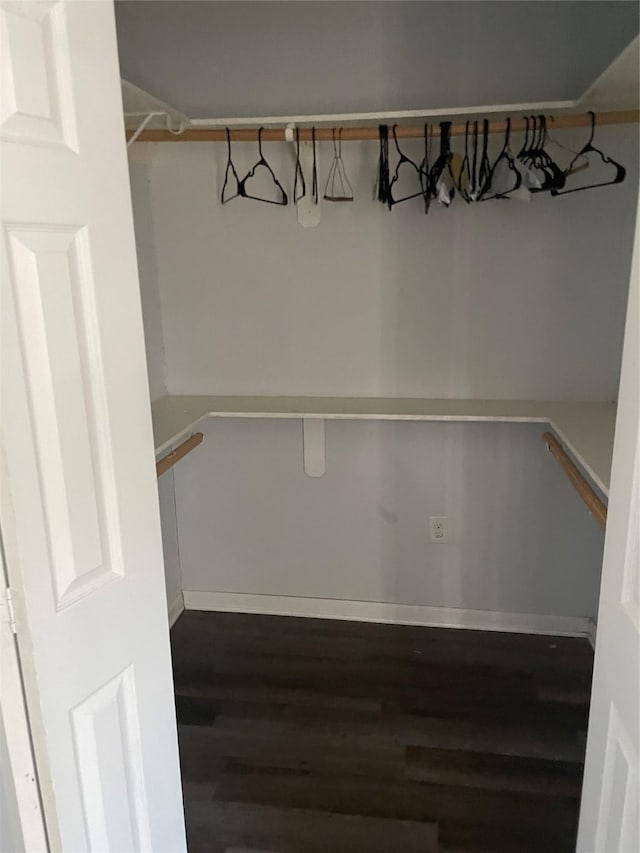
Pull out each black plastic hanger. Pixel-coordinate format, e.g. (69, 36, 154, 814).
(551, 112, 626, 196)
(293, 127, 306, 204)
(311, 127, 319, 204)
(520, 115, 538, 165)
(523, 115, 547, 176)
(465, 120, 491, 201)
(470, 120, 479, 199)
(479, 118, 522, 201)
(221, 128, 241, 204)
(377, 124, 391, 205)
(457, 121, 473, 203)
(237, 127, 288, 206)
(387, 125, 425, 208)
(477, 119, 492, 198)
(429, 121, 455, 204)
(528, 115, 566, 193)
(515, 115, 558, 193)
(419, 123, 432, 213)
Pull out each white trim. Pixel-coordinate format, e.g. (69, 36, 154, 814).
(188, 99, 578, 128)
(118, 78, 577, 129)
(151, 397, 615, 496)
(302, 418, 326, 477)
(183, 590, 592, 638)
(0, 547, 47, 852)
(121, 79, 190, 130)
(167, 592, 185, 629)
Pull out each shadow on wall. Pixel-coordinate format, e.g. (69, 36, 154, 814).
(127, 145, 167, 403)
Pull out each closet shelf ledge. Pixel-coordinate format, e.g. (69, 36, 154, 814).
(151, 395, 616, 496)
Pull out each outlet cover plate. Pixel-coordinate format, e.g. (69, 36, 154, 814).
(429, 516, 449, 543)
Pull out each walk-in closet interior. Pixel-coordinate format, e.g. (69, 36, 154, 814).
(117, 2, 639, 850)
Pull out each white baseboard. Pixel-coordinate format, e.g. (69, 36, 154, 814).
(182, 590, 592, 638)
(167, 591, 185, 628)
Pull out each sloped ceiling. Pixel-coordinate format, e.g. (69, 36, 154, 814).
(115, 1, 639, 119)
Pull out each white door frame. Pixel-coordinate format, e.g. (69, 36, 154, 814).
(0, 526, 48, 853)
(577, 196, 640, 850)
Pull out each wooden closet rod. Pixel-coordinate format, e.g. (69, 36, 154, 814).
(156, 432, 204, 477)
(542, 432, 607, 529)
(127, 110, 639, 142)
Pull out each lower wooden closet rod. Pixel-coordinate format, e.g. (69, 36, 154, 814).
(156, 432, 203, 478)
(127, 110, 639, 143)
(542, 432, 607, 529)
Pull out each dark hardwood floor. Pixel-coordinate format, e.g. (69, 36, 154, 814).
(170, 611, 593, 853)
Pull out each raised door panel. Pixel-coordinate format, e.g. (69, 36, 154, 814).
(71, 667, 151, 852)
(0, 0, 77, 148)
(5, 224, 123, 608)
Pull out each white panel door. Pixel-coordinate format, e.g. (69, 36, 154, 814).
(0, 1, 186, 850)
(577, 202, 639, 852)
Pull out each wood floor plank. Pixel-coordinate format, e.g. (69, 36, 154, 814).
(175, 682, 382, 713)
(211, 767, 578, 832)
(179, 704, 586, 763)
(184, 799, 438, 853)
(405, 744, 583, 796)
(171, 610, 590, 853)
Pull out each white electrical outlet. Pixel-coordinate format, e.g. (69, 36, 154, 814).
(429, 516, 448, 543)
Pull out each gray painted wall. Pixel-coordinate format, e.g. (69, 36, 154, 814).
(129, 122, 638, 623)
(116, 1, 639, 117)
(149, 126, 637, 400)
(157, 469, 182, 608)
(174, 418, 605, 618)
(128, 151, 182, 610)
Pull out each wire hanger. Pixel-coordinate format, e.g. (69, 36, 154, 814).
(545, 124, 590, 177)
(293, 127, 306, 204)
(237, 127, 288, 206)
(324, 128, 354, 202)
(551, 111, 626, 196)
(221, 128, 241, 204)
